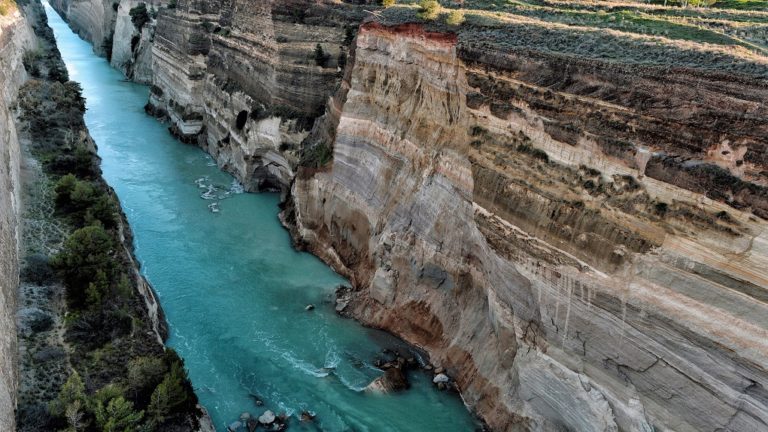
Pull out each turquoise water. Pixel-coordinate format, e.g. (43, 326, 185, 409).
(45, 3, 479, 431)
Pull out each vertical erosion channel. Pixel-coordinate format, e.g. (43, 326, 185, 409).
(43, 3, 480, 431)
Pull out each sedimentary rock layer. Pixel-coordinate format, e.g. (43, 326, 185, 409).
(290, 22, 768, 432)
(0, 7, 35, 431)
(146, 0, 365, 191)
(49, 0, 116, 56)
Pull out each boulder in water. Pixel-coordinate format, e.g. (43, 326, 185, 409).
(433, 373, 450, 384)
(365, 367, 409, 393)
(305, 304, 315, 311)
(227, 420, 242, 431)
(259, 410, 276, 425)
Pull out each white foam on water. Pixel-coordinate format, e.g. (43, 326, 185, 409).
(229, 179, 245, 194)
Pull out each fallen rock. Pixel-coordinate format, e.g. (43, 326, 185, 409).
(246, 418, 258, 432)
(433, 373, 450, 384)
(335, 285, 352, 315)
(300, 410, 316, 422)
(227, 420, 242, 432)
(305, 304, 315, 311)
(259, 410, 276, 425)
(434, 367, 445, 375)
(365, 367, 409, 393)
(239, 412, 251, 422)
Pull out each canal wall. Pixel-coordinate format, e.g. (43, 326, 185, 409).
(0, 5, 35, 430)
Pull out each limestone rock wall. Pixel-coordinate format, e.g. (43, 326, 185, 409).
(49, 0, 116, 56)
(111, 0, 168, 83)
(147, 0, 366, 191)
(0, 8, 35, 432)
(290, 23, 768, 432)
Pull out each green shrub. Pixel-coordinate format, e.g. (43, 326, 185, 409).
(381, 0, 396, 6)
(516, 143, 549, 162)
(147, 359, 189, 425)
(54, 175, 116, 228)
(417, 0, 441, 21)
(130, 3, 150, 30)
(21, 254, 55, 285)
(128, 356, 168, 400)
(314, 44, 329, 67)
(48, 371, 86, 418)
(53, 225, 117, 308)
(300, 141, 333, 168)
(94, 396, 144, 432)
(446, 10, 465, 26)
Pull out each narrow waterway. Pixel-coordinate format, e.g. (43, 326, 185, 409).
(44, 3, 480, 431)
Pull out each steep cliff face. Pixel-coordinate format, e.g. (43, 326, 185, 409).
(290, 22, 768, 432)
(111, 0, 168, 82)
(146, 0, 367, 191)
(49, 0, 166, 81)
(49, 0, 116, 56)
(0, 6, 35, 431)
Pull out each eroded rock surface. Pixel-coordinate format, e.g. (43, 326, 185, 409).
(290, 21, 768, 432)
(0, 8, 35, 431)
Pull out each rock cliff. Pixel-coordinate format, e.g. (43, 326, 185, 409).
(144, 0, 367, 192)
(48, 0, 768, 431)
(290, 18, 768, 432)
(49, 0, 116, 56)
(0, 6, 35, 430)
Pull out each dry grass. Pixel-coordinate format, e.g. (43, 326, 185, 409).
(0, 0, 17, 16)
(378, 1, 768, 77)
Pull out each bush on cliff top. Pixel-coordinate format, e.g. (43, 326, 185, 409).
(130, 3, 150, 30)
(0, 0, 16, 16)
(418, 0, 441, 20)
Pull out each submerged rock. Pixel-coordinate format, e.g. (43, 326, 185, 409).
(259, 410, 276, 425)
(305, 304, 315, 311)
(227, 420, 242, 432)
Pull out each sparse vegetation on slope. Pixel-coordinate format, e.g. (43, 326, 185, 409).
(14, 4, 201, 431)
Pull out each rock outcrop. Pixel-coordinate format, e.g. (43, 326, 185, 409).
(49, 0, 116, 57)
(289, 20, 768, 432)
(144, 0, 367, 192)
(0, 7, 35, 430)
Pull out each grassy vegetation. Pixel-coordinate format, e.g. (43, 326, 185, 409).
(0, 0, 16, 16)
(378, 0, 768, 77)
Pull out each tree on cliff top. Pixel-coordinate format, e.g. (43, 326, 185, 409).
(130, 3, 150, 31)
